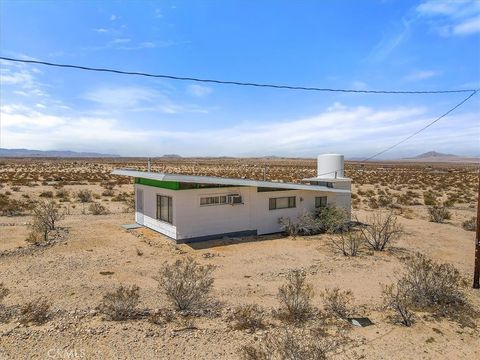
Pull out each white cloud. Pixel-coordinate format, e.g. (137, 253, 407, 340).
(84, 86, 158, 108)
(368, 17, 412, 61)
(3, 100, 477, 157)
(416, 0, 480, 36)
(111, 38, 131, 44)
(94, 28, 109, 33)
(405, 70, 440, 81)
(187, 84, 213, 97)
(453, 15, 480, 35)
(110, 14, 118, 21)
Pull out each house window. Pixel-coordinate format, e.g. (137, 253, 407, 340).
(156, 195, 173, 224)
(315, 196, 328, 208)
(269, 196, 296, 210)
(200, 195, 227, 206)
(200, 194, 243, 206)
(317, 181, 334, 188)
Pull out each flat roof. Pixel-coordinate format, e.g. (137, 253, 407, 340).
(112, 169, 350, 194)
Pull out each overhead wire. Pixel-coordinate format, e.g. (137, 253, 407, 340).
(0, 56, 476, 94)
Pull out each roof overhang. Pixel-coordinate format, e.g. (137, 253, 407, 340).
(112, 169, 350, 194)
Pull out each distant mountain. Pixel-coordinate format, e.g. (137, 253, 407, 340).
(411, 151, 457, 159)
(0, 148, 120, 158)
(161, 154, 182, 158)
(401, 151, 479, 163)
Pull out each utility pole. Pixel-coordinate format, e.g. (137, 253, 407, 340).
(474, 171, 480, 289)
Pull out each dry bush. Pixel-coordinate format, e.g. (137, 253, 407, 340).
(423, 191, 437, 206)
(0, 193, 29, 216)
(462, 217, 477, 231)
(230, 304, 266, 331)
(157, 257, 215, 311)
(402, 253, 464, 309)
(88, 202, 110, 215)
(0, 283, 10, 323)
(383, 283, 414, 327)
(102, 189, 115, 197)
(0, 283, 9, 304)
(360, 211, 403, 251)
(428, 206, 451, 223)
(321, 288, 354, 319)
(55, 188, 70, 201)
(240, 328, 342, 360)
(99, 285, 140, 321)
(279, 212, 322, 237)
(331, 231, 363, 256)
(26, 201, 64, 244)
(279, 207, 348, 238)
(77, 189, 93, 202)
(149, 308, 176, 325)
(39, 190, 54, 198)
(276, 270, 314, 323)
(20, 298, 51, 325)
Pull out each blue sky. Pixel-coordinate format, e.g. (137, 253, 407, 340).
(0, 0, 479, 158)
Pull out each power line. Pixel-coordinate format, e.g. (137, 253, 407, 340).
(0, 56, 476, 95)
(313, 89, 478, 176)
(362, 89, 478, 162)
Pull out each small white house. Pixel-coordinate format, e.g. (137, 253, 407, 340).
(112, 154, 351, 243)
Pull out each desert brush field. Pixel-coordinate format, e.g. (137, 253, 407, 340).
(0, 157, 479, 360)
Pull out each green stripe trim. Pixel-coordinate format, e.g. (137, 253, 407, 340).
(135, 178, 180, 190)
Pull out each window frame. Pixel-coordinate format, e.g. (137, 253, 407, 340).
(315, 196, 328, 208)
(200, 195, 229, 207)
(156, 195, 173, 224)
(269, 196, 296, 210)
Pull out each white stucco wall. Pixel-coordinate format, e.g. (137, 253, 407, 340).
(134, 183, 351, 241)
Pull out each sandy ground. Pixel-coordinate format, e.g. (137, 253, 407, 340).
(0, 159, 479, 359)
(0, 208, 479, 359)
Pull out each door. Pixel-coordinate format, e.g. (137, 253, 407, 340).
(136, 188, 144, 224)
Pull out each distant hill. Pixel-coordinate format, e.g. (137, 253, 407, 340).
(0, 148, 120, 158)
(401, 151, 480, 163)
(161, 154, 182, 158)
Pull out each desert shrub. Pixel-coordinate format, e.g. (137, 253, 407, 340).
(0, 283, 10, 323)
(315, 206, 349, 233)
(0, 283, 9, 303)
(77, 189, 93, 203)
(360, 211, 403, 251)
(428, 206, 451, 223)
(321, 288, 354, 319)
(423, 191, 437, 206)
(149, 308, 176, 325)
(367, 197, 379, 209)
(88, 202, 110, 215)
(99, 285, 140, 321)
(240, 328, 341, 360)
(55, 188, 70, 200)
(230, 304, 266, 331)
(462, 217, 477, 231)
(276, 270, 314, 323)
(0, 193, 28, 216)
(11, 186, 20, 192)
(20, 298, 51, 325)
(39, 191, 53, 198)
(331, 231, 363, 257)
(402, 253, 464, 309)
(279, 212, 322, 237)
(33, 200, 63, 231)
(383, 283, 414, 327)
(157, 257, 215, 311)
(26, 201, 64, 244)
(102, 189, 114, 197)
(378, 196, 393, 208)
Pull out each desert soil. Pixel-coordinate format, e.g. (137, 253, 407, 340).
(0, 158, 478, 360)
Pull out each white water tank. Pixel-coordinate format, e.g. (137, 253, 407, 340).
(317, 154, 344, 178)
